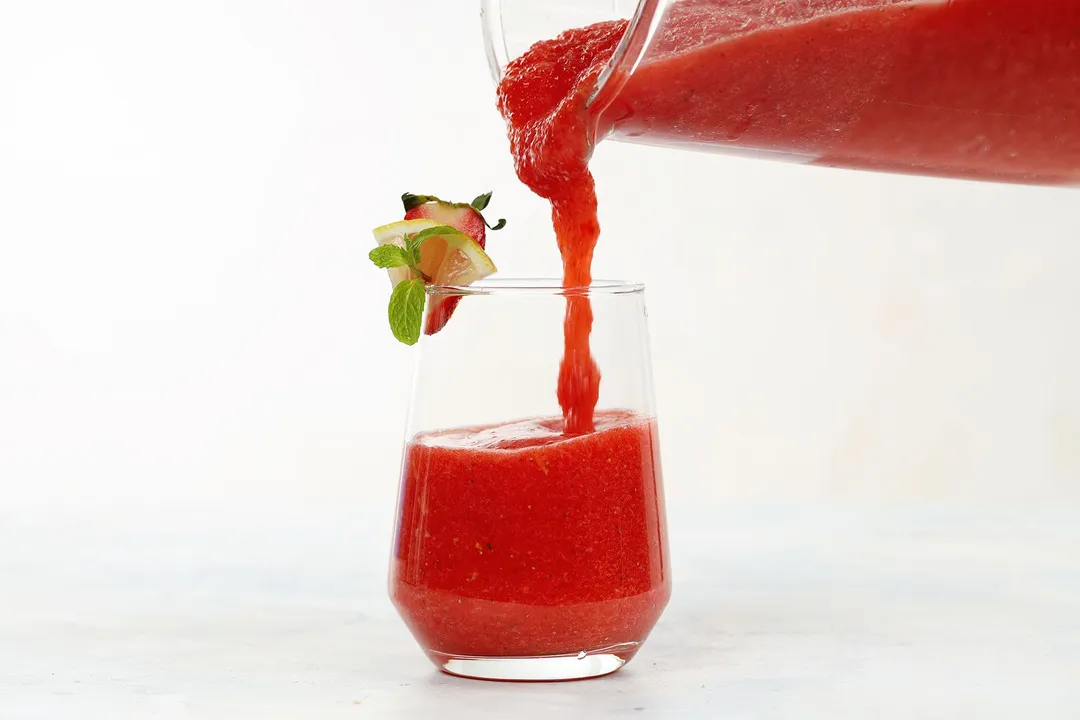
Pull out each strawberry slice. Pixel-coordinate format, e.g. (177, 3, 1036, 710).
(401, 192, 506, 335)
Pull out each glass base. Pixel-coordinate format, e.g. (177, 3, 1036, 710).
(429, 642, 640, 681)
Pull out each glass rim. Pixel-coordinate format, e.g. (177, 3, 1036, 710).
(426, 278, 645, 298)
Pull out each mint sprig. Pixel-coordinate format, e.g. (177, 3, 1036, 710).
(369, 225, 462, 346)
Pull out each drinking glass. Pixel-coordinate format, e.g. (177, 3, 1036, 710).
(389, 279, 671, 681)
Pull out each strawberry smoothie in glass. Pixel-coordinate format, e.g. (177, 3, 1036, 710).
(386, 279, 669, 681)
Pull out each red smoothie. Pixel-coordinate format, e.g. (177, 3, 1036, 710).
(497, 22, 628, 435)
(390, 411, 670, 660)
(603, 0, 1080, 184)
(497, 0, 1079, 432)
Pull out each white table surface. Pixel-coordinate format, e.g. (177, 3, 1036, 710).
(2, 504, 1079, 719)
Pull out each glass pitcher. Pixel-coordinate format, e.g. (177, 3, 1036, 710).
(483, 0, 1080, 186)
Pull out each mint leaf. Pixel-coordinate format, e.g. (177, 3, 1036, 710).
(408, 225, 460, 246)
(388, 278, 426, 346)
(369, 244, 411, 269)
(405, 226, 460, 271)
(471, 192, 493, 212)
(400, 231, 439, 282)
(402, 233, 420, 262)
(487, 217, 507, 231)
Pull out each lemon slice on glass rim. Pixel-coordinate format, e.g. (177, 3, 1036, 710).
(372, 219, 496, 288)
(371, 219, 497, 342)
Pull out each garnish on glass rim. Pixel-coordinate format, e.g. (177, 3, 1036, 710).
(403, 191, 507, 233)
(370, 193, 504, 346)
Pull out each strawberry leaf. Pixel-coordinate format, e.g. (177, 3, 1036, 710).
(403, 191, 507, 231)
(471, 192, 493, 211)
(472, 191, 506, 230)
(402, 193, 443, 212)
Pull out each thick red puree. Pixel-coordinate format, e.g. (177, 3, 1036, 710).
(497, 22, 627, 435)
(605, 0, 1080, 183)
(390, 411, 670, 658)
(497, 0, 1078, 429)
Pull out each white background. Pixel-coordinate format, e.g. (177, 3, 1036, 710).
(3, 3, 1080, 718)
(2, 0, 1080, 531)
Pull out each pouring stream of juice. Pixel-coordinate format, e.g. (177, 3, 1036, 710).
(496, 0, 1080, 433)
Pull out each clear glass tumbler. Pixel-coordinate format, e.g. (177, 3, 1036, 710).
(389, 279, 671, 681)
